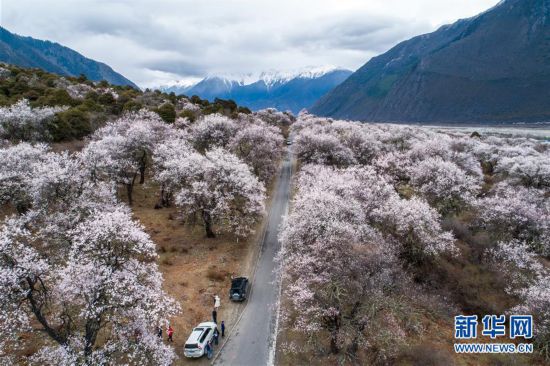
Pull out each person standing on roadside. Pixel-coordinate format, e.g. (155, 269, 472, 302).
(212, 308, 217, 323)
(167, 325, 174, 342)
(213, 327, 219, 345)
(221, 321, 225, 337)
(156, 326, 162, 339)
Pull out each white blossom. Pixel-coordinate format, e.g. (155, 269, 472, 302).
(0, 99, 67, 141)
(189, 114, 238, 151)
(173, 148, 266, 237)
(229, 121, 284, 182)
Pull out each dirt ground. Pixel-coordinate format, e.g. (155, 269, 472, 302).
(275, 303, 539, 366)
(131, 178, 272, 365)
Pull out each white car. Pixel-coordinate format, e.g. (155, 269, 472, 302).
(183, 322, 217, 358)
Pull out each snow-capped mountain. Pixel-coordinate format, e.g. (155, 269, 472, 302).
(160, 66, 353, 113)
(255, 66, 350, 87)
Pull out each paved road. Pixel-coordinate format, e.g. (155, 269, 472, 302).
(214, 145, 293, 366)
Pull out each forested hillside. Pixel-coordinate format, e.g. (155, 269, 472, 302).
(0, 63, 268, 143)
(0, 27, 137, 88)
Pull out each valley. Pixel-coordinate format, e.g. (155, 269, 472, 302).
(1, 0, 550, 365)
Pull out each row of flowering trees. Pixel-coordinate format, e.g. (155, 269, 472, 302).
(280, 113, 550, 362)
(0, 107, 286, 364)
(81, 109, 285, 237)
(0, 141, 179, 365)
(279, 164, 455, 358)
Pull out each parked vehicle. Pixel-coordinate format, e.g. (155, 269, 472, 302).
(229, 276, 249, 302)
(183, 322, 217, 358)
(286, 139, 292, 145)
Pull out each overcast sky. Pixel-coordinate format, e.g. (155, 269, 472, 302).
(1, 0, 500, 88)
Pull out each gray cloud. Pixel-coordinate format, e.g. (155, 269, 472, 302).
(286, 14, 429, 52)
(0, 0, 500, 87)
(142, 59, 207, 77)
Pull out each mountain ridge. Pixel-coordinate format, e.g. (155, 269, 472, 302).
(0, 27, 138, 88)
(161, 66, 353, 113)
(311, 0, 550, 123)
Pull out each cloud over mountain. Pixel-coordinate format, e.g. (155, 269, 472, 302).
(1, 0, 499, 87)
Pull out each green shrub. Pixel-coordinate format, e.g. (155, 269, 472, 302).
(48, 114, 73, 141)
(36, 88, 77, 107)
(202, 104, 223, 115)
(23, 89, 41, 101)
(167, 92, 177, 104)
(179, 109, 197, 122)
(214, 98, 237, 112)
(44, 76, 56, 87)
(49, 107, 92, 141)
(238, 106, 252, 114)
(123, 100, 143, 112)
(12, 78, 29, 95)
(85, 90, 99, 102)
(156, 102, 176, 123)
(0, 64, 254, 142)
(81, 98, 103, 112)
(190, 95, 209, 106)
(98, 92, 115, 105)
(0, 94, 9, 106)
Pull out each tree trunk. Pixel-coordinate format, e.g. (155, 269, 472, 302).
(347, 301, 364, 356)
(126, 174, 137, 206)
(25, 277, 67, 345)
(330, 332, 339, 354)
(329, 313, 341, 354)
(84, 317, 101, 360)
(202, 210, 215, 238)
(160, 185, 170, 207)
(139, 152, 147, 184)
(139, 166, 146, 184)
(126, 183, 134, 206)
(348, 339, 359, 355)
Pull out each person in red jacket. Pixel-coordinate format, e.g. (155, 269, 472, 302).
(167, 325, 174, 342)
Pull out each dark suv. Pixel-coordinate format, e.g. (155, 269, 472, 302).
(229, 277, 249, 302)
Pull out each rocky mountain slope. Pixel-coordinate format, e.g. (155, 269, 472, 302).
(312, 0, 550, 123)
(0, 27, 138, 88)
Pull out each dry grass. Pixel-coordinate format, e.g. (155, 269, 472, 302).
(276, 304, 539, 366)
(206, 266, 229, 282)
(161, 257, 174, 266)
(130, 178, 270, 365)
(50, 140, 87, 153)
